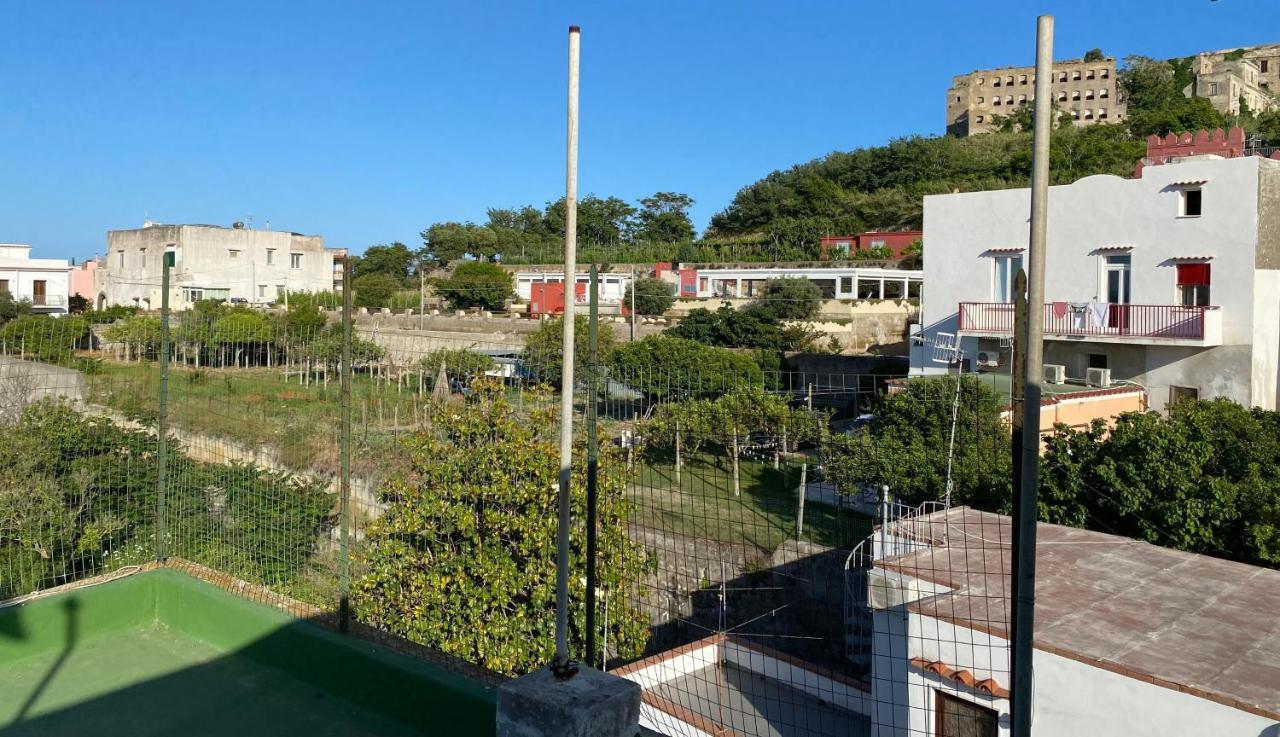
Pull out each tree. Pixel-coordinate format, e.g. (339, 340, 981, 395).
(824, 375, 1011, 510)
(1041, 399, 1280, 567)
(0, 315, 88, 364)
(432, 261, 513, 311)
(667, 303, 818, 353)
(545, 195, 636, 247)
(0, 290, 32, 324)
(352, 382, 652, 675)
(213, 310, 275, 367)
(352, 243, 415, 283)
(353, 273, 400, 309)
(1083, 48, 1106, 62)
(1118, 55, 1227, 137)
(68, 294, 90, 314)
(610, 335, 762, 401)
(522, 314, 616, 387)
(751, 277, 823, 321)
(703, 386, 820, 496)
(634, 192, 695, 243)
(420, 348, 496, 385)
(623, 278, 675, 316)
(420, 222, 499, 265)
(101, 315, 162, 361)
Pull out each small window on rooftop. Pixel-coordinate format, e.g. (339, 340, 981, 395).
(1181, 188, 1203, 217)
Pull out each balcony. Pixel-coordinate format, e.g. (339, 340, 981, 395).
(29, 294, 67, 310)
(958, 302, 1222, 346)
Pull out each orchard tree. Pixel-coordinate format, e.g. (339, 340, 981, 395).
(522, 314, 616, 387)
(623, 278, 676, 316)
(610, 335, 761, 401)
(353, 382, 652, 675)
(432, 261, 513, 311)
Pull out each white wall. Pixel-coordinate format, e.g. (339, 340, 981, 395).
(914, 156, 1278, 410)
(0, 247, 71, 314)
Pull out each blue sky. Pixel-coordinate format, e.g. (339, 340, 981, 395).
(1, 0, 1274, 260)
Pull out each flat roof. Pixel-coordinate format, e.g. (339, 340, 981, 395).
(880, 507, 1280, 719)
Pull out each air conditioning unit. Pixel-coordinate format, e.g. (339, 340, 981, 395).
(1044, 364, 1067, 384)
(976, 350, 1000, 368)
(1086, 367, 1112, 388)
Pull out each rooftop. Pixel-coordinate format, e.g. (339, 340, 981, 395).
(0, 565, 496, 736)
(879, 507, 1280, 720)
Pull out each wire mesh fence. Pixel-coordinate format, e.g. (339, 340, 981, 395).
(0, 276, 1016, 737)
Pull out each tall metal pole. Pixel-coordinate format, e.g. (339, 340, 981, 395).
(418, 269, 425, 331)
(585, 263, 600, 666)
(629, 266, 636, 341)
(554, 24, 581, 675)
(339, 255, 353, 632)
(1011, 15, 1053, 737)
(156, 248, 173, 562)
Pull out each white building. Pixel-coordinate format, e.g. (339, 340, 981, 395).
(96, 222, 340, 311)
(0, 244, 71, 315)
(860, 507, 1279, 737)
(514, 271, 632, 304)
(912, 153, 1280, 411)
(670, 265, 923, 301)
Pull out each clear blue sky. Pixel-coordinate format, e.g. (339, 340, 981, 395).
(2, 0, 1274, 261)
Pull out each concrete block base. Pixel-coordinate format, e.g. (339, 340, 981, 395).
(496, 665, 641, 737)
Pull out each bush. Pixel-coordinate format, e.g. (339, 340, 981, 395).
(611, 335, 761, 400)
(522, 314, 616, 387)
(353, 274, 400, 309)
(0, 315, 88, 363)
(624, 277, 676, 316)
(751, 277, 822, 321)
(432, 261, 513, 311)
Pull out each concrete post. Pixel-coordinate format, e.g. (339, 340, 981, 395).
(496, 665, 641, 737)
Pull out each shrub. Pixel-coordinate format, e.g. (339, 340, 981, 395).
(432, 261, 513, 311)
(624, 277, 676, 316)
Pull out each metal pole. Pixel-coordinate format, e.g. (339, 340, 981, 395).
(1011, 15, 1053, 737)
(418, 269, 425, 331)
(585, 263, 599, 665)
(339, 255, 353, 632)
(554, 24, 580, 675)
(156, 248, 173, 562)
(629, 266, 636, 341)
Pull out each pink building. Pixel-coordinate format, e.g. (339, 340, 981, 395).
(70, 258, 98, 302)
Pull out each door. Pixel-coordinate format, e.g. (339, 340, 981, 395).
(32, 280, 46, 306)
(1103, 254, 1131, 333)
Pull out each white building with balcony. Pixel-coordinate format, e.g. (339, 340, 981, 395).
(0, 244, 71, 315)
(911, 153, 1280, 411)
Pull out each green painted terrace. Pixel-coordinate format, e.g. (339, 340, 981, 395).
(0, 567, 497, 736)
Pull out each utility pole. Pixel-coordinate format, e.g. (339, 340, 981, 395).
(419, 269, 425, 331)
(629, 266, 636, 341)
(1010, 15, 1053, 737)
(553, 24, 580, 678)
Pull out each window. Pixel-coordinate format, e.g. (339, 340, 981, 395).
(1099, 109, 1109, 119)
(0, 279, 8, 295)
(1005, 96, 1013, 105)
(1100, 88, 1109, 99)
(1101, 68, 1110, 79)
(977, 76, 985, 85)
(1072, 90, 1081, 100)
(857, 279, 881, 299)
(1085, 89, 1095, 99)
(258, 284, 268, 299)
(1180, 188, 1203, 217)
(1005, 75, 1014, 85)
(1057, 91, 1068, 102)
(1019, 74, 1028, 84)
(993, 77, 1002, 87)
(993, 97, 1001, 106)
(229, 249, 240, 259)
(975, 115, 984, 123)
(870, 238, 886, 248)
(1018, 94, 1026, 103)
(1262, 60, 1269, 73)
(976, 96, 984, 103)
(1170, 386, 1200, 405)
(1088, 353, 1109, 370)
(1087, 69, 1096, 79)
(1072, 70, 1081, 80)
(992, 254, 1023, 303)
(118, 250, 125, 268)
(1084, 110, 1095, 120)
(1208, 81, 1219, 96)
(139, 248, 146, 267)
(840, 276, 854, 294)
(290, 253, 302, 269)
(936, 692, 998, 737)
(1058, 71, 1067, 82)
(1176, 263, 1211, 306)
(266, 248, 275, 265)
(276, 285, 286, 299)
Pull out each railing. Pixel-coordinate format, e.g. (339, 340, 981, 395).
(28, 294, 67, 307)
(959, 301, 1214, 341)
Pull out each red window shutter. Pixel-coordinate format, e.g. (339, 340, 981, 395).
(1177, 263, 1210, 285)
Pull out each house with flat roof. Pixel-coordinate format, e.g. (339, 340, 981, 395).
(859, 506, 1280, 737)
(0, 244, 71, 315)
(912, 132, 1280, 412)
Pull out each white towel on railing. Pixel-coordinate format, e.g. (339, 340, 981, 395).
(1088, 301, 1109, 329)
(1068, 303, 1089, 330)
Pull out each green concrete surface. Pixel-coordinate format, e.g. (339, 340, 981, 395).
(0, 569, 497, 736)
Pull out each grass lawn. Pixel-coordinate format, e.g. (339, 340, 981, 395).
(632, 452, 872, 552)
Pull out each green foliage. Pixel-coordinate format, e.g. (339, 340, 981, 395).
(0, 400, 331, 598)
(283, 291, 341, 310)
(101, 315, 163, 359)
(624, 277, 676, 316)
(68, 294, 90, 314)
(1119, 55, 1228, 137)
(83, 304, 139, 324)
(420, 348, 497, 382)
(0, 315, 88, 363)
(667, 303, 818, 353)
(421, 221, 500, 265)
(1041, 399, 1280, 567)
(751, 277, 822, 321)
(0, 290, 32, 324)
(522, 314, 616, 387)
(353, 273, 400, 309)
(610, 336, 762, 400)
(352, 242, 415, 283)
(213, 310, 275, 344)
(1083, 48, 1106, 62)
(824, 376, 1011, 510)
(634, 192, 696, 243)
(353, 382, 652, 675)
(432, 261, 513, 311)
(282, 303, 328, 339)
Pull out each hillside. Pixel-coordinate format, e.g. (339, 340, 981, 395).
(706, 124, 1145, 244)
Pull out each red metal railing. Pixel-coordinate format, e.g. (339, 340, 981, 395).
(958, 302, 1211, 340)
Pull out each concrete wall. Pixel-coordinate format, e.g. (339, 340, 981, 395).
(915, 155, 1278, 411)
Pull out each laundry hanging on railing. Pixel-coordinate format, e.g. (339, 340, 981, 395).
(1088, 301, 1110, 329)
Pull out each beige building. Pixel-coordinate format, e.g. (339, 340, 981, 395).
(946, 56, 1125, 136)
(96, 222, 340, 310)
(1184, 44, 1280, 116)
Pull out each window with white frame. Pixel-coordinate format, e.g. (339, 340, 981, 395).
(139, 248, 146, 268)
(1180, 188, 1203, 217)
(228, 249, 240, 259)
(267, 248, 275, 265)
(290, 253, 302, 269)
(992, 253, 1023, 302)
(1176, 262, 1210, 306)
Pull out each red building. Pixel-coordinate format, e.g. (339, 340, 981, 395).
(528, 281, 587, 316)
(819, 231, 921, 261)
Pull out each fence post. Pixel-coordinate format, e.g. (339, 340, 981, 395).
(156, 248, 173, 562)
(586, 263, 599, 666)
(339, 255, 353, 632)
